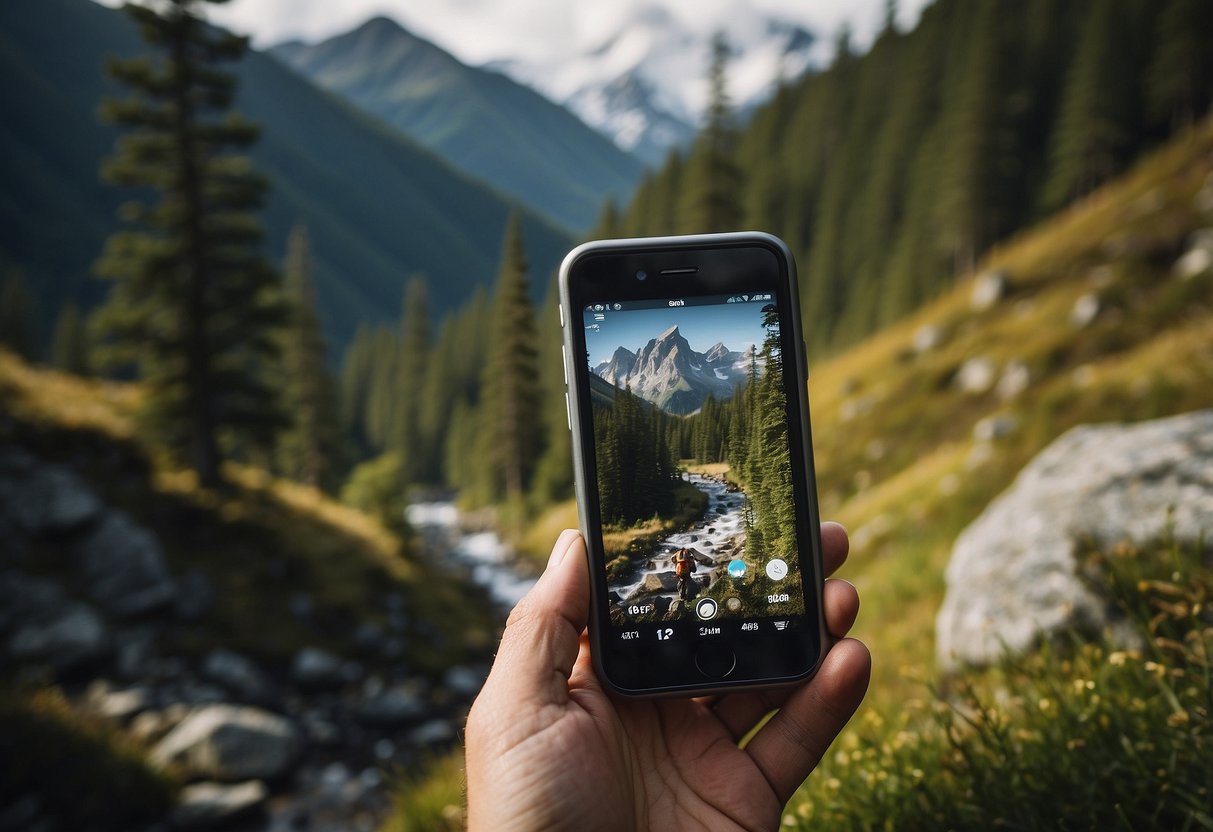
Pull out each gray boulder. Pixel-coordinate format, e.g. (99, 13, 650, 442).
(6, 462, 103, 536)
(641, 571, 678, 593)
(175, 569, 216, 621)
(6, 583, 111, 672)
(152, 704, 302, 781)
(954, 357, 997, 395)
(937, 410, 1213, 671)
(76, 511, 177, 617)
(202, 649, 276, 703)
(291, 646, 345, 690)
(357, 684, 427, 726)
(170, 780, 267, 830)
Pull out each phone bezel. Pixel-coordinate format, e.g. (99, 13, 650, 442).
(559, 232, 827, 698)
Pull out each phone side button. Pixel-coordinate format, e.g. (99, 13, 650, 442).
(561, 346, 569, 386)
(694, 644, 736, 679)
(565, 393, 572, 431)
(558, 303, 565, 328)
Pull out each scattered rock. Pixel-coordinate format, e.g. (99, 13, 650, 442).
(291, 647, 344, 690)
(409, 719, 455, 745)
(170, 780, 267, 830)
(937, 410, 1213, 672)
(113, 626, 159, 680)
(152, 704, 302, 781)
(288, 592, 314, 621)
(175, 570, 216, 622)
(1070, 293, 1101, 328)
(970, 270, 1010, 311)
(954, 357, 997, 394)
(357, 684, 427, 726)
(88, 682, 153, 722)
(202, 649, 276, 704)
(6, 462, 103, 536)
(996, 360, 1031, 401)
(912, 325, 945, 353)
(76, 511, 177, 617)
(1173, 245, 1211, 280)
(7, 599, 110, 671)
(0, 572, 66, 631)
(443, 665, 483, 698)
(640, 571, 678, 593)
(973, 414, 1018, 442)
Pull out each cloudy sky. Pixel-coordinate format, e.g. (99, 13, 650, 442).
(199, 0, 929, 66)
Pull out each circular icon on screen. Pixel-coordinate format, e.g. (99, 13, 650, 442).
(725, 596, 742, 612)
(613, 303, 622, 311)
(727, 558, 746, 578)
(766, 559, 788, 581)
(695, 598, 718, 621)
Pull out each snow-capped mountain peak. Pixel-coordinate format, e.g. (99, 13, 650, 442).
(488, 7, 815, 166)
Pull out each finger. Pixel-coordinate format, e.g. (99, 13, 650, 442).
(482, 530, 590, 705)
(745, 638, 871, 804)
(708, 686, 794, 743)
(821, 521, 849, 577)
(823, 578, 859, 639)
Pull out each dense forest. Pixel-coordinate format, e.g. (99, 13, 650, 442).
(602, 0, 1213, 351)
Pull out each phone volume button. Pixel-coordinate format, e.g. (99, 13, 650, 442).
(558, 303, 565, 328)
(561, 347, 569, 387)
(565, 393, 572, 431)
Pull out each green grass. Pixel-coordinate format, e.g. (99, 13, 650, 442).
(785, 535, 1213, 830)
(380, 751, 468, 832)
(0, 688, 177, 830)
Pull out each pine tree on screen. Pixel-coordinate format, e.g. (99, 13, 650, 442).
(94, 0, 286, 486)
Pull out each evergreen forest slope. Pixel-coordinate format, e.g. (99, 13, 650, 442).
(0, 0, 572, 353)
(271, 17, 645, 233)
(612, 0, 1213, 352)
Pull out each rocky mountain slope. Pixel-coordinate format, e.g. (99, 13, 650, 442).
(271, 16, 645, 232)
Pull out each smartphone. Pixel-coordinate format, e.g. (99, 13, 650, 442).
(558, 232, 826, 697)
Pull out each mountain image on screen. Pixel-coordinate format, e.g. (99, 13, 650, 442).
(585, 302, 803, 625)
(592, 325, 762, 415)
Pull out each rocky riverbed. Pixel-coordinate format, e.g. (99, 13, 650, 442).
(0, 445, 499, 832)
(609, 473, 747, 620)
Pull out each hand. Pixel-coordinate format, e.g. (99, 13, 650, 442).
(465, 524, 870, 831)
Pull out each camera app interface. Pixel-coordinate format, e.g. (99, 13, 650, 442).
(582, 292, 805, 634)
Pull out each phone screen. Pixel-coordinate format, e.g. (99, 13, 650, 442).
(580, 291, 806, 634)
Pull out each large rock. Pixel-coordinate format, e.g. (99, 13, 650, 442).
(640, 571, 678, 593)
(152, 704, 302, 781)
(937, 410, 1213, 671)
(3, 460, 103, 536)
(7, 598, 111, 671)
(76, 511, 177, 617)
(202, 649, 276, 704)
(357, 684, 427, 726)
(291, 646, 345, 690)
(170, 780, 267, 830)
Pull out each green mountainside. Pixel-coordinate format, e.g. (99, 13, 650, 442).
(0, 0, 572, 353)
(272, 17, 645, 233)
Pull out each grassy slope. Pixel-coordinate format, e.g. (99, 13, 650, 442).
(0, 352, 499, 674)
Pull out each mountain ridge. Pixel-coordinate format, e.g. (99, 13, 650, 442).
(269, 15, 645, 232)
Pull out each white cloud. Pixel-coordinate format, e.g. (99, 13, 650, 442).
(199, 0, 928, 65)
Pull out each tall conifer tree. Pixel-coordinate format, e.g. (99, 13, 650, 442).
(479, 214, 542, 507)
(0, 271, 38, 361)
(277, 225, 343, 491)
(679, 33, 742, 233)
(51, 302, 91, 376)
(94, 0, 286, 486)
(393, 275, 431, 485)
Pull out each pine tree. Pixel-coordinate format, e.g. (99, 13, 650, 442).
(1147, 0, 1213, 130)
(679, 33, 743, 234)
(51, 302, 91, 376)
(393, 275, 431, 486)
(94, 0, 286, 486)
(1044, 0, 1140, 207)
(277, 225, 344, 492)
(530, 277, 573, 505)
(479, 214, 543, 508)
(340, 322, 375, 457)
(0, 271, 39, 361)
(364, 325, 399, 451)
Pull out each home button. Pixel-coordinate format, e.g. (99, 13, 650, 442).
(695, 644, 736, 679)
